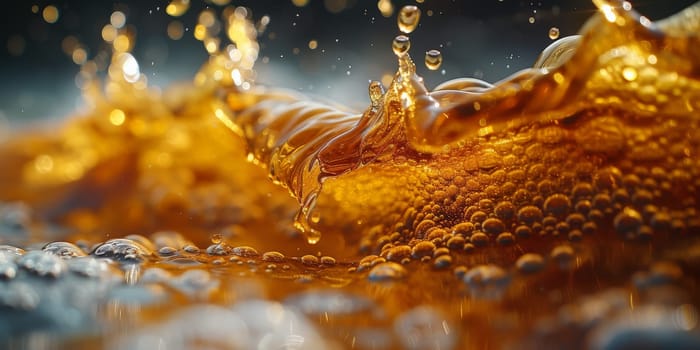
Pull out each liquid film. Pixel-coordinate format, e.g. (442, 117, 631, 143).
(0, 1, 700, 349)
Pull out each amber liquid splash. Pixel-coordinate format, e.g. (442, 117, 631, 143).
(0, 1, 699, 349)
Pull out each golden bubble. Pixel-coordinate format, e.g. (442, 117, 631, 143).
(528, 16, 535, 24)
(110, 11, 126, 29)
(31, 5, 39, 14)
(198, 10, 216, 27)
(204, 37, 220, 54)
(308, 40, 318, 50)
(378, 0, 394, 18)
(109, 109, 126, 126)
(398, 5, 421, 34)
(425, 49, 442, 70)
(622, 66, 638, 81)
(166, 0, 190, 17)
(42, 5, 59, 24)
(292, 0, 310, 6)
(548, 27, 560, 40)
(167, 21, 184, 40)
(101, 25, 118, 42)
(392, 35, 410, 57)
(34, 155, 54, 174)
(647, 54, 658, 64)
(194, 24, 207, 41)
(71, 48, 87, 65)
(113, 35, 131, 52)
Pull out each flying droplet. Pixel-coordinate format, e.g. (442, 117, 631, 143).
(424, 49, 442, 70)
(398, 5, 421, 34)
(549, 27, 560, 40)
(392, 35, 411, 56)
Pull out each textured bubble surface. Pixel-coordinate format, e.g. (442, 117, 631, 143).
(0, 1, 700, 349)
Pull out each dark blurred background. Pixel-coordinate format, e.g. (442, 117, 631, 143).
(0, 0, 696, 123)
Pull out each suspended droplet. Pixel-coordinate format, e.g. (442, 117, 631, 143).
(424, 49, 443, 70)
(549, 27, 560, 40)
(398, 5, 421, 34)
(392, 35, 411, 57)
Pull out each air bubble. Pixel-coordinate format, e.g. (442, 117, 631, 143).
(516, 253, 545, 274)
(43, 241, 87, 259)
(93, 238, 154, 263)
(232, 246, 259, 257)
(368, 262, 407, 281)
(411, 241, 436, 259)
(301, 254, 319, 265)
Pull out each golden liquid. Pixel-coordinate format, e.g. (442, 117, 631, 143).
(1, 1, 700, 349)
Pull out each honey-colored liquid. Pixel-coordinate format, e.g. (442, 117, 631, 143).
(0, 1, 699, 349)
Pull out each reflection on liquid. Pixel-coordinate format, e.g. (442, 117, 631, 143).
(0, 1, 699, 349)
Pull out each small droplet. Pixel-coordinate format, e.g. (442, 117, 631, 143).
(385, 245, 412, 262)
(411, 241, 436, 259)
(92, 239, 153, 263)
(482, 218, 506, 235)
(516, 253, 545, 274)
(544, 193, 571, 217)
(551, 245, 575, 269)
(300, 254, 319, 265)
(368, 262, 407, 281)
(398, 5, 421, 34)
(43, 241, 87, 259)
(614, 207, 643, 238)
(517, 206, 543, 225)
(262, 251, 285, 262)
(433, 255, 452, 269)
(158, 246, 178, 256)
(320, 256, 336, 265)
(211, 233, 223, 244)
(548, 27, 560, 40)
(392, 35, 411, 56)
(232, 246, 259, 257)
(462, 265, 510, 298)
(424, 49, 442, 70)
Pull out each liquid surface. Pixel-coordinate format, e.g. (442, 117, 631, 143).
(1, 1, 700, 349)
